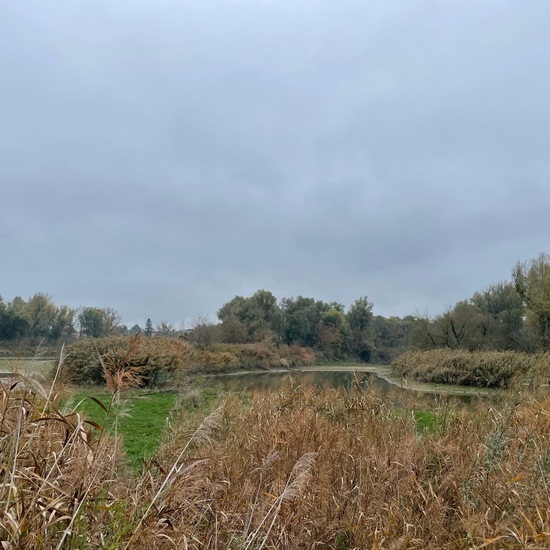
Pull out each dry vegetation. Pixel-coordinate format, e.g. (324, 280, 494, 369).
(2, 363, 550, 548)
(188, 342, 316, 373)
(392, 349, 550, 389)
(62, 335, 316, 387)
(61, 335, 191, 386)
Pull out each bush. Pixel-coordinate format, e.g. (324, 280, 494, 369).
(62, 335, 191, 387)
(62, 337, 318, 384)
(285, 344, 316, 366)
(391, 349, 550, 388)
(189, 342, 316, 372)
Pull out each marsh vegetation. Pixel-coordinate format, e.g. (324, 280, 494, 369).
(2, 253, 550, 547)
(2, 364, 550, 549)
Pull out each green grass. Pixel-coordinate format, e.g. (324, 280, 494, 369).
(68, 390, 178, 468)
(413, 410, 439, 433)
(390, 408, 442, 434)
(66, 384, 219, 469)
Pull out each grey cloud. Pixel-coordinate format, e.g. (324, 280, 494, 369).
(1, 0, 550, 324)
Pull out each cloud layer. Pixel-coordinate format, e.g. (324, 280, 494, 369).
(2, 0, 549, 325)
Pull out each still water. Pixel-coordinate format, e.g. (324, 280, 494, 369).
(209, 366, 494, 405)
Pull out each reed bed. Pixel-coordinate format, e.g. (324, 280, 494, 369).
(392, 349, 550, 388)
(1, 371, 550, 548)
(143, 385, 550, 549)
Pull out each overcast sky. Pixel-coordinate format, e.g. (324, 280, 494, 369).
(1, 0, 549, 326)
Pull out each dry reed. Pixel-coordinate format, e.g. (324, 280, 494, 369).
(2, 366, 550, 548)
(392, 349, 550, 389)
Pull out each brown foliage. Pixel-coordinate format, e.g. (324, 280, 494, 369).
(63, 335, 191, 386)
(188, 342, 316, 373)
(0, 379, 122, 548)
(392, 349, 550, 388)
(63, 336, 316, 386)
(133, 386, 550, 549)
(3, 377, 550, 548)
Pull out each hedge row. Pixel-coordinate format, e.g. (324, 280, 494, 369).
(391, 349, 550, 388)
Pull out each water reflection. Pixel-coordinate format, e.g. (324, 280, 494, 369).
(210, 370, 474, 406)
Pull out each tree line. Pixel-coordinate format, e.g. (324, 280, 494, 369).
(194, 253, 550, 359)
(411, 253, 550, 353)
(0, 296, 124, 345)
(0, 291, 411, 362)
(211, 291, 410, 362)
(2, 253, 549, 360)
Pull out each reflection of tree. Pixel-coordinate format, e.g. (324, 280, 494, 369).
(212, 371, 400, 399)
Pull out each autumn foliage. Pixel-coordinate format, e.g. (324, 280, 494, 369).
(3, 377, 550, 548)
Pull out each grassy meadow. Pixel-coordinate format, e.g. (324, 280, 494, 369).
(65, 390, 178, 469)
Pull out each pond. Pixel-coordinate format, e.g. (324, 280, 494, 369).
(209, 364, 497, 405)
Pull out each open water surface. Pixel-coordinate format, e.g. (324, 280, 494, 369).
(210, 365, 497, 405)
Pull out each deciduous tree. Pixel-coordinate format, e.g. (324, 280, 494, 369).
(347, 296, 373, 360)
(78, 307, 112, 338)
(218, 290, 283, 342)
(513, 253, 550, 350)
(317, 308, 350, 360)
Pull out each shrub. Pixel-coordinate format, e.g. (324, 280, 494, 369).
(285, 344, 317, 366)
(62, 335, 191, 386)
(188, 342, 316, 372)
(62, 337, 317, 384)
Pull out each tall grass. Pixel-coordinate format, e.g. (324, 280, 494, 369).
(0, 376, 120, 547)
(392, 349, 550, 388)
(144, 385, 550, 548)
(2, 368, 550, 548)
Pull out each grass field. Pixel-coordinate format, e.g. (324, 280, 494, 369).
(65, 385, 219, 469)
(67, 390, 179, 468)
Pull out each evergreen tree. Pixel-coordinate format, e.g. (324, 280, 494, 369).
(144, 318, 154, 337)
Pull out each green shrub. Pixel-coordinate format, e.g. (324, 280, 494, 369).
(62, 335, 191, 387)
